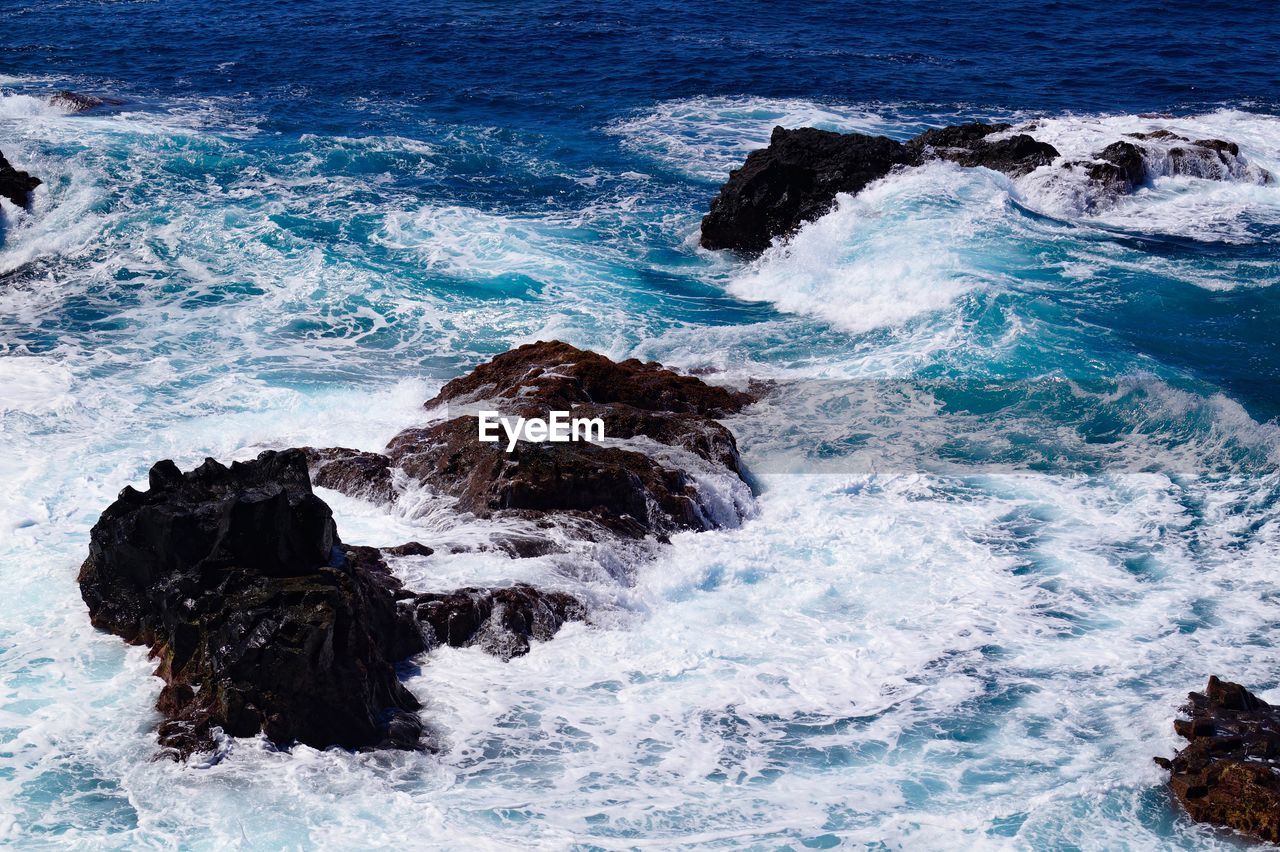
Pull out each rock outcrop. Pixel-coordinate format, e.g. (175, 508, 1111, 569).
(701, 121, 1269, 255)
(698, 126, 918, 256)
(302, 446, 396, 503)
(0, 151, 40, 209)
(78, 450, 426, 758)
(80, 343, 754, 758)
(1156, 676, 1280, 843)
(313, 341, 757, 541)
(414, 584, 585, 661)
(1082, 140, 1147, 195)
(907, 122, 1058, 177)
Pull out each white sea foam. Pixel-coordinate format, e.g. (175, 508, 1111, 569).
(3, 86, 1280, 849)
(722, 162, 1005, 335)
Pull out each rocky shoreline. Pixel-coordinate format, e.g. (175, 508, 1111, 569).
(1157, 677, 1280, 843)
(700, 122, 1271, 255)
(78, 342, 757, 758)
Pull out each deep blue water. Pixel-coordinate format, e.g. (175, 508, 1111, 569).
(8, 0, 1280, 119)
(2, 1, 1280, 848)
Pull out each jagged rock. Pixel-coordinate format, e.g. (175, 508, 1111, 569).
(426, 340, 754, 417)
(385, 341, 756, 539)
(700, 126, 917, 255)
(383, 541, 434, 557)
(388, 417, 705, 538)
(0, 151, 40, 210)
(302, 445, 395, 503)
(1085, 140, 1148, 195)
(1127, 129, 1186, 142)
(1157, 676, 1280, 842)
(702, 121, 1266, 255)
(414, 584, 585, 660)
(700, 122, 1059, 255)
(78, 345, 743, 758)
(908, 122, 1059, 177)
(77, 450, 425, 758)
(1168, 140, 1252, 181)
(49, 90, 125, 113)
(296, 344, 753, 545)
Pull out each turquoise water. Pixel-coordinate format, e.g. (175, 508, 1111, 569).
(2, 2, 1280, 847)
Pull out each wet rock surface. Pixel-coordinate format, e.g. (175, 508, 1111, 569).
(78, 450, 425, 758)
(414, 584, 586, 661)
(388, 416, 708, 538)
(425, 339, 754, 417)
(80, 343, 754, 758)
(1157, 676, 1280, 843)
(0, 151, 41, 210)
(1082, 140, 1147, 195)
(698, 126, 917, 256)
(302, 445, 396, 503)
(702, 122, 1269, 255)
(48, 90, 124, 113)
(314, 340, 757, 539)
(907, 121, 1058, 177)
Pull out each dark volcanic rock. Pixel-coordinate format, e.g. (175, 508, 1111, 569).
(699, 126, 917, 255)
(78, 450, 425, 758)
(700, 122, 1057, 255)
(388, 417, 706, 538)
(1086, 140, 1148, 195)
(414, 584, 585, 660)
(0, 151, 41, 210)
(1157, 676, 1280, 842)
(77, 343, 750, 757)
(908, 122, 1059, 177)
(1127, 130, 1187, 142)
(302, 445, 396, 503)
(427, 340, 755, 417)
(1168, 140, 1251, 181)
(386, 341, 756, 539)
(702, 120, 1267, 255)
(383, 541, 435, 557)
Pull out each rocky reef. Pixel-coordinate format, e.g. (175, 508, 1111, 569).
(1157, 677, 1280, 842)
(80, 343, 755, 758)
(701, 122, 1269, 255)
(0, 151, 40, 210)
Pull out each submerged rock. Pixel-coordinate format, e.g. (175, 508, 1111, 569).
(0, 151, 41, 210)
(49, 90, 125, 113)
(78, 450, 425, 758)
(1157, 676, 1280, 842)
(702, 121, 1266, 255)
(414, 584, 585, 660)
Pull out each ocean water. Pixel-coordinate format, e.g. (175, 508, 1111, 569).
(2, 1, 1280, 848)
